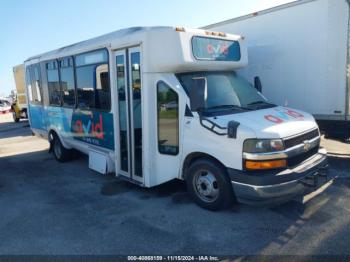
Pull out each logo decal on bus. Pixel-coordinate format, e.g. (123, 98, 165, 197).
(71, 111, 114, 150)
(73, 114, 104, 139)
(207, 43, 229, 57)
(264, 109, 304, 124)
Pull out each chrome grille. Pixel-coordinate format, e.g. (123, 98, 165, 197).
(283, 129, 319, 149)
(287, 146, 319, 167)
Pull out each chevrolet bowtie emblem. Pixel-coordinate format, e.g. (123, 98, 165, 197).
(303, 140, 311, 152)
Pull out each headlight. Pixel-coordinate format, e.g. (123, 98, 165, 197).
(243, 139, 284, 153)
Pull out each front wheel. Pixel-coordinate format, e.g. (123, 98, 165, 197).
(186, 158, 235, 211)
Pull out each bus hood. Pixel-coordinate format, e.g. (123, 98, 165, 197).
(206, 106, 318, 139)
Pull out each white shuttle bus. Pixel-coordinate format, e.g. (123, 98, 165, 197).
(25, 27, 328, 210)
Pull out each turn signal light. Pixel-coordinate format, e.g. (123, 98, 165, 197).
(245, 160, 287, 170)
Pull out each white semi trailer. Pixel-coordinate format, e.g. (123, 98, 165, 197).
(204, 0, 350, 139)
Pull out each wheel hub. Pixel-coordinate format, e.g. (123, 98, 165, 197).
(194, 170, 219, 202)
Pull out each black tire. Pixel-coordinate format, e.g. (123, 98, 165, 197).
(51, 134, 72, 162)
(186, 158, 235, 211)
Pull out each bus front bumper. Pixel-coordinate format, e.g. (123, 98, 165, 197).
(227, 148, 329, 205)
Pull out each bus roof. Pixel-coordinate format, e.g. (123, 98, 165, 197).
(25, 26, 248, 73)
(25, 26, 168, 62)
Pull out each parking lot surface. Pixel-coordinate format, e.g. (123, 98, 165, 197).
(1, 113, 350, 255)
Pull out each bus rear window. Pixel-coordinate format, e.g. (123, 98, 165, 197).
(192, 36, 241, 61)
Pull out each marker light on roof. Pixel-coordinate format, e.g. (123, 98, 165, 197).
(175, 27, 185, 32)
(205, 31, 226, 37)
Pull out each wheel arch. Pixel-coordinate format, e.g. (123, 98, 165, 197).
(48, 128, 71, 149)
(181, 152, 227, 179)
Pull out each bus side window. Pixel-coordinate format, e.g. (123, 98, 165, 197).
(157, 81, 179, 155)
(75, 49, 110, 111)
(26, 64, 42, 104)
(46, 61, 61, 106)
(26, 67, 33, 102)
(95, 64, 110, 110)
(32, 64, 42, 103)
(60, 57, 75, 107)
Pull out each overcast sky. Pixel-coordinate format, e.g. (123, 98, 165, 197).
(0, 0, 295, 96)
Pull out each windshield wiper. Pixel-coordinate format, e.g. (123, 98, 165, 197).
(207, 104, 252, 111)
(247, 101, 275, 106)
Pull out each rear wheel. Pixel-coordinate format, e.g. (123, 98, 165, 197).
(51, 134, 72, 162)
(186, 158, 235, 211)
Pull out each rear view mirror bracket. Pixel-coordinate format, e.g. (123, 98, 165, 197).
(189, 77, 207, 111)
(254, 76, 262, 93)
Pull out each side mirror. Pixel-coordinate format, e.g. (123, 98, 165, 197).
(254, 76, 262, 93)
(227, 120, 240, 139)
(189, 77, 207, 111)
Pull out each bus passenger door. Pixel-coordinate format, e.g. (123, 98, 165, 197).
(114, 47, 143, 183)
(152, 77, 184, 186)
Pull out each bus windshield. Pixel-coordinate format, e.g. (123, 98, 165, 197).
(177, 71, 275, 114)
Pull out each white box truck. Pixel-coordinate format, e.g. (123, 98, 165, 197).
(204, 0, 350, 139)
